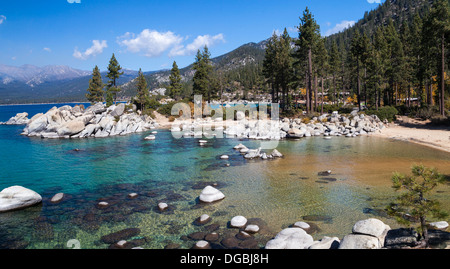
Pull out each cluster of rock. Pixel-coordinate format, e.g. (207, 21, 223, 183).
(233, 144, 283, 160)
(0, 112, 30, 125)
(265, 218, 391, 249)
(282, 111, 386, 139)
(19, 103, 158, 139)
(169, 110, 386, 141)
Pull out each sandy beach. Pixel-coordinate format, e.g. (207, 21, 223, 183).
(373, 116, 450, 153)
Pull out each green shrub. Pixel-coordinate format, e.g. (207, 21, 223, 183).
(366, 106, 398, 122)
(157, 101, 177, 117)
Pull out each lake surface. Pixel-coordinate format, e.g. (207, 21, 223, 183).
(0, 103, 449, 249)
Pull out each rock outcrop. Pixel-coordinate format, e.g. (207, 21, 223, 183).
(0, 112, 30, 125)
(20, 103, 158, 139)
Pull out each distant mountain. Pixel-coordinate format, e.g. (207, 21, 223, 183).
(0, 39, 267, 104)
(0, 64, 90, 87)
(0, 66, 139, 104)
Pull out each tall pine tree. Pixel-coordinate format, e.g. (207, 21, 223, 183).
(295, 7, 321, 113)
(85, 65, 104, 104)
(192, 46, 213, 101)
(106, 53, 124, 106)
(135, 68, 150, 111)
(168, 61, 182, 101)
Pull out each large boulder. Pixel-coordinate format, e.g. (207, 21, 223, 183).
(265, 228, 314, 249)
(338, 234, 382, 249)
(339, 218, 390, 249)
(199, 186, 225, 203)
(0, 186, 42, 212)
(24, 114, 48, 134)
(111, 103, 125, 117)
(56, 119, 86, 136)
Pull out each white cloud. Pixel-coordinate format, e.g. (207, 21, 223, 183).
(169, 34, 225, 57)
(43, 47, 51, 52)
(73, 40, 107, 60)
(117, 29, 183, 57)
(325, 20, 356, 36)
(0, 15, 6, 24)
(367, 0, 382, 4)
(117, 29, 225, 58)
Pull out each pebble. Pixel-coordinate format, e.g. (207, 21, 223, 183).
(230, 216, 247, 228)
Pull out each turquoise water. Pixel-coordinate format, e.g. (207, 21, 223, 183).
(0, 104, 449, 249)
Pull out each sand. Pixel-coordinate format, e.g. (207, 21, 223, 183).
(373, 116, 450, 153)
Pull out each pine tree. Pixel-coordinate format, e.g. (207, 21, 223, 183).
(329, 41, 342, 105)
(295, 7, 321, 113)
(428, 0, 450, 116)
(106, 53, 124, 105)
(263, 32, 278, 103)
(350, 30, 364, 109)
(135, 68, 150, 111)
(315, 37, 328, 113)
(168, 61, 182, 101)
(387, 165, 448, 248)
(85, 65, 104, 104)
(192, 46, 213, 101)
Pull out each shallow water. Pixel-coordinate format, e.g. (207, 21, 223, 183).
(0, 104, 449, 249)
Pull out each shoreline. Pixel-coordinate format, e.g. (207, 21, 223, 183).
(371, 116, 450, 153)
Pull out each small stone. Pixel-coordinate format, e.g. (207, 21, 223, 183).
(429, 221, 449, 229)
(236, 231, 252, 240)
(244, 224, 260, 234)
(220, 155, 229, 159)
(115, 240, 128, 249)
(128, 193, 138, 199)
(293, 221, 310, 230)
(194, 214, 212, 225)
(205, 232, 219, 242)
(97, 201, 109, 208)
(193, 240, 211, 249)
(50, 193, 64, 204)
(230, 216, 247, 228)
(158, 202, 168, 212)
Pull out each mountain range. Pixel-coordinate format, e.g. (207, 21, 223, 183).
(0, 40, 267, 104)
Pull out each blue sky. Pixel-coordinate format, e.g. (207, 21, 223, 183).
(0, 0, 383, 72)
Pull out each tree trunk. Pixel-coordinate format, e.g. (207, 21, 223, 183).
(305, 70, 310, 113)
(333, 73, 337, 105)
(408, 83, 411, 108)
(441, 34, 445, 116)
(357, 58, 361, 110)
(321, 77, 324, 114)
(314, 75, 318, 112)
(364, 67, 367, 108)
(308, 48, 313, 114)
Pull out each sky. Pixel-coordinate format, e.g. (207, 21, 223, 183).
(0, 0, 384, 72)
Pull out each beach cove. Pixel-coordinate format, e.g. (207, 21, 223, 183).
(0, 103, 449, 249)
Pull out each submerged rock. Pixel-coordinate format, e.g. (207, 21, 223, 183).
(50, 193, 64, 204)
(0, 186, 42, 212)
(100, 228, 141, 244)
